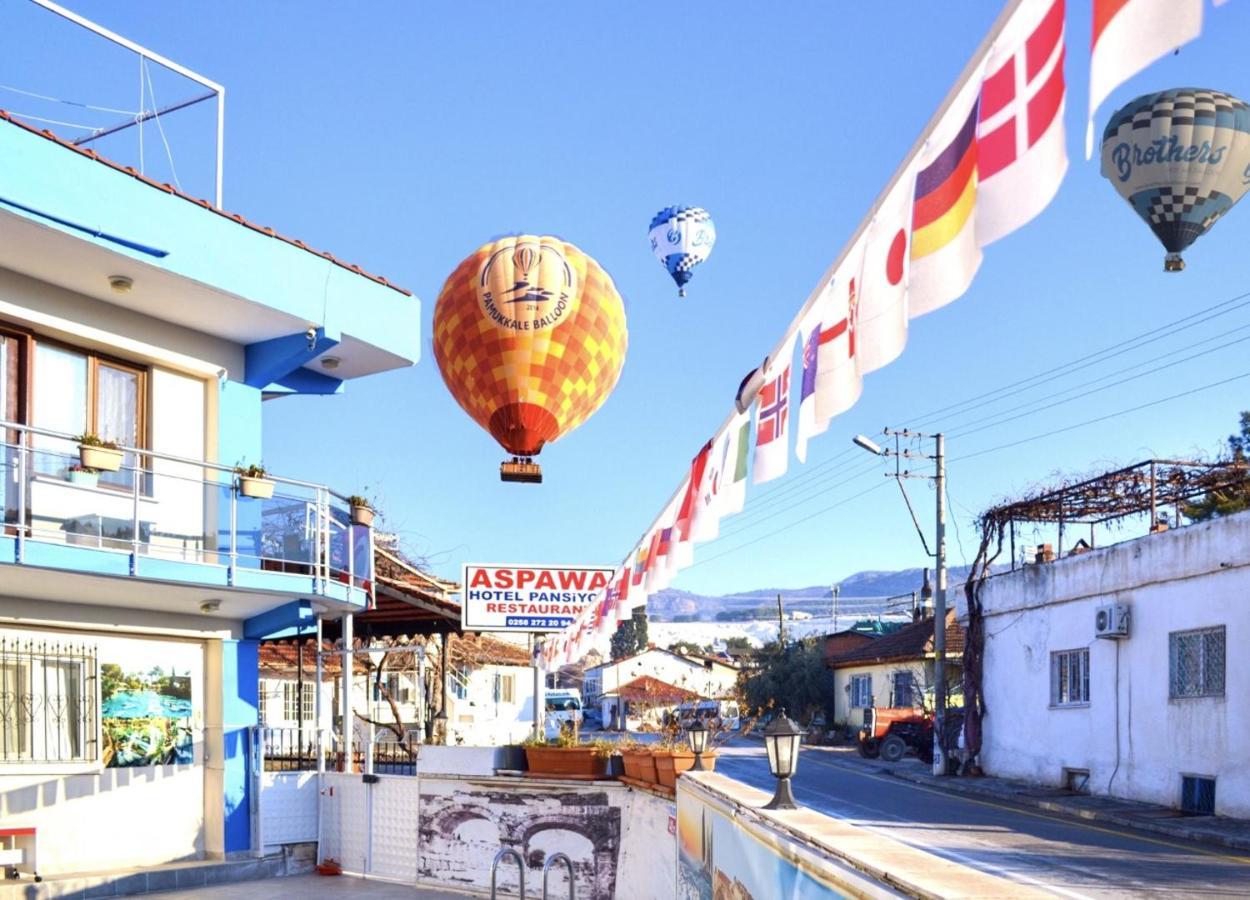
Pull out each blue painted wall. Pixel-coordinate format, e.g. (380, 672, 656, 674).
(218, 381, 264, 562)
(221, 639, 258, 853)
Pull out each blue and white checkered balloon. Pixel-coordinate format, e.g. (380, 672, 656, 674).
(648, 206, 716, 296)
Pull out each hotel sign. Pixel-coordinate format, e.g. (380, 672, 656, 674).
(461, 563, 614, 633)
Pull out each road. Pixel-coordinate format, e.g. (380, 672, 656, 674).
(714, 739, 1250, 898)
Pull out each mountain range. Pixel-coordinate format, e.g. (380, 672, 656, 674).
(647, 565, 974, 622)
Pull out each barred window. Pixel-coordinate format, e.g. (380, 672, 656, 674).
(850, 674, 872, 708)
(282, 682, 315, 722)
(891, 671, 918, 708)
(1, 636, 97, 764)
(1170, 627, 1225, 699)
(1051, 649, 1089, 707)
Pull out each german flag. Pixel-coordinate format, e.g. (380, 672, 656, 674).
(912, 104, 979, 260)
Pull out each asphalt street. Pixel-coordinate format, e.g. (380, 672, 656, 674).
(714, 739, 1250, 898)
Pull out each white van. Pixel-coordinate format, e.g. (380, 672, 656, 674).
(677, 699, 741, 733)
(543, 689, 583, 737)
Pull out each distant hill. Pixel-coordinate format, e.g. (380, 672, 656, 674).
(647, 565, 973, 622)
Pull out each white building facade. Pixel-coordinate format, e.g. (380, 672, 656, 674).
(964, 510, 1250, 816)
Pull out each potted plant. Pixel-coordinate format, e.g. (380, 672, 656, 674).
(235, 463, 274, 499)
(590, 737, 623, 778)
(652, 737, 713, 789)
(68, 464, 99, 488)
(76, 433, 123, 472)
(618, 738, 660, 786)
(521, 728, 608, 779)
(315, 857, 342, 877)
(495, 743, 528, 774)
(348, 495, 375, 528)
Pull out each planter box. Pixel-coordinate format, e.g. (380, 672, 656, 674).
(79, 444, 122, 472)
(523, 746, 608, 779)
(621, 748, 660, 785)
(350, 505, 375, 528)
(238, 476, 275, 499)
(654, 750, 717, 788)
(68, 469, 99, 488)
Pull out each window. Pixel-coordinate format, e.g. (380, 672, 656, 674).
(1051, 649, 1090, 706)
(282, 682, 315, 722)
(850, 674, 872, 708)
(1, 637, 96, 763)
(891, 671, 918, 708)
(448, 665, 470, 701)
(1170, 627, 1225, 698)
(493, 673, 515, 704)
(32, 342, 146, 489)
(1181, 775, 1216, 815)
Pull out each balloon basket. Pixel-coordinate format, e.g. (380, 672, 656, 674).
(1164, 254, 1185, 273)
(501, 458, 543, 484)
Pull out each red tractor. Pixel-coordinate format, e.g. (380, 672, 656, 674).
(857, 705, 933, 763)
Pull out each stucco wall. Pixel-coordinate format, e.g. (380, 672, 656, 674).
(968, 511, 1250, 815)
(831, 661, 929, 726)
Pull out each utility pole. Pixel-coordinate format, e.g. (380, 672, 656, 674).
(776, 594, 785, 648)
(832, 584, 840, 631)
(933, 433, 947, 777)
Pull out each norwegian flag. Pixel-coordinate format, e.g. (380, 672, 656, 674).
(752, 356, 792, 484)
(976, 0, 1068, 247)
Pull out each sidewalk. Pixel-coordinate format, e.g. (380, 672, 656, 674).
(807, 742, 1250, 854)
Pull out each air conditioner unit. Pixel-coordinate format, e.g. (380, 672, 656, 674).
(1095, 603, 1130, 639)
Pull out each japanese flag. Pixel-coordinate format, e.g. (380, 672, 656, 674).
(856, 177, 914, 373)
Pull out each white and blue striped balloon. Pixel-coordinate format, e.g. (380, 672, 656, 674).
(648, 206, 716, 297)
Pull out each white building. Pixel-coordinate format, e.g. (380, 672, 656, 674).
(584, 647, 739, 727)
(963, 508, 1250, 817)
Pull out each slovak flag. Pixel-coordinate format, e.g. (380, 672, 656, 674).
(752, 353, 792, 484)
(795, 262, 864, 463)
(856, 176, 914, 373)
(1086, 0, 1203, 158)
(977, 0, 1068, 247)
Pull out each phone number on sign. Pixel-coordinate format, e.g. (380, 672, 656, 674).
(505, 616, 574, 629)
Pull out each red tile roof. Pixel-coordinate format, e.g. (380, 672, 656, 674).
(605, 675, 698, 703)
(826, 612, 965, 669)
(0, 109, 411, 297)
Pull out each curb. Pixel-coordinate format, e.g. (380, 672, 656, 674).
(884, 767, 1250, 855)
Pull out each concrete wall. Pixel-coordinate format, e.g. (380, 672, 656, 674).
(965, 511, 1250, 816)
(447, 663, 534, 746)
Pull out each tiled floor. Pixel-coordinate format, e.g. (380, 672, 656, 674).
(153, 876, 477, 899)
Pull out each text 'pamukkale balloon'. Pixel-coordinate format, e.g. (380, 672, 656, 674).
(432, 236, 628, 483)
(1101, 88, 1250, 272)
(649, 206, 716, 296)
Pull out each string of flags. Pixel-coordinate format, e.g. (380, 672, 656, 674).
(543, 0, 1223, 669)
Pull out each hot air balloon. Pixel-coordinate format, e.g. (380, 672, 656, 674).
(649, 206, 716, 296)
(1101, 88, 1250, 271)
(432, 236, 628, 482)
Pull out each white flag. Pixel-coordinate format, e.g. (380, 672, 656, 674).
(752, 353, 792, 485)
(976, 0, 1068, 247)
(795, 261, 864, 463)
(1086, 0, 1203, 157)
(692, 411, 751, 539)
(856, 177, 913, 373)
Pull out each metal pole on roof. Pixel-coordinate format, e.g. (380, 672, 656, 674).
(340, 613, 353, 771)
(933, 433, 947, 778)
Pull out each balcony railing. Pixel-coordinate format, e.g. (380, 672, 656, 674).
(0, 420, 371, 598)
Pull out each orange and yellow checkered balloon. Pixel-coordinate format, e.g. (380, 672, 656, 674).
(432, 236, 628, 458)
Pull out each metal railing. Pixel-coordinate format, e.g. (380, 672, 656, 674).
(542, 852, 574, 900)
(0, 634, 97, 763)
(0, 419, 371, 595)
(258, 727, 421, 774)
(491, 847, 525, 900)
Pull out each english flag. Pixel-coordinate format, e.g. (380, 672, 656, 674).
(795, 261, 864, 462)
(1087, 0, 1203, 157)
(691, 412, 751, 539)
(752, 354, 792, 485)
(977, 0, 1068, 247)
(856, 177, 913, 373)
(908, 74, 985, 319)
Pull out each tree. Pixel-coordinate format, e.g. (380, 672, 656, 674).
(610, 609, 649, 661)
(741, 637, 835, 726)
(1185, 411, 1250, 521)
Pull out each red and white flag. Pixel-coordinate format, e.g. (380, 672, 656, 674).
(856, 177, 913, 372)
(691, 413, 750, 540)
(977, 0, 1068, 246)
(752, 354, 792, 484)
(1087, 0, 1203, 157)
(795, 254, 865, 462)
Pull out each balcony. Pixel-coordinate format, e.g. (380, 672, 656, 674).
(0, 420, 371, 629)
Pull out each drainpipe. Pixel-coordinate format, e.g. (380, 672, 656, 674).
(340, 613, 353, 771)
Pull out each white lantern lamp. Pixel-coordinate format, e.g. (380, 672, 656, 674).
(686, 718, 709, 771)
(761, 708, 803, 810)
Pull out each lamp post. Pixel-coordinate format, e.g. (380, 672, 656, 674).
(853, 429, 948, 777)
(761, 708, 803, 810)
(686, 719, 709, 771)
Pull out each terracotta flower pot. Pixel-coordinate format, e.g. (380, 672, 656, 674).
(238, 476, 275, 499)
(351, 505, 375, 528)
(621, 748, 659, 784)
(654, 749, 717, 788)
(523, 746, 607, 778)
(79, 444, 123, 472)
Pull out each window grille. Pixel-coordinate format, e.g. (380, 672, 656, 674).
(0, 635, 97, 763)
(448, 665, 470, 701)
(1050, 649, 1090, 706)
(1169, 627, 1225, 698)
(282, 681, 315, 722)
(1181, 775, 1216, 815)
(891, 671, 918, 707)
(850, 674, 872, 708)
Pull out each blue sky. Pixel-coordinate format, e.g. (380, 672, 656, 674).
(9, 2, 1250, 594)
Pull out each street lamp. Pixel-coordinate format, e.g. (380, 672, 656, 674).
(686, 719, 709, 771)
(853, 428, 948, 777)
(761, 708, 803, 810)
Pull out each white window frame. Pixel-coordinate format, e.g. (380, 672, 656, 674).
(850, 674, 872, 708)
(1169, 626, 1226, 699)
(1050, 648, 1090, 708)
(493, 672, 515, 704)
(282, 681, 315, 722)
(1, 648, 96, 768)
